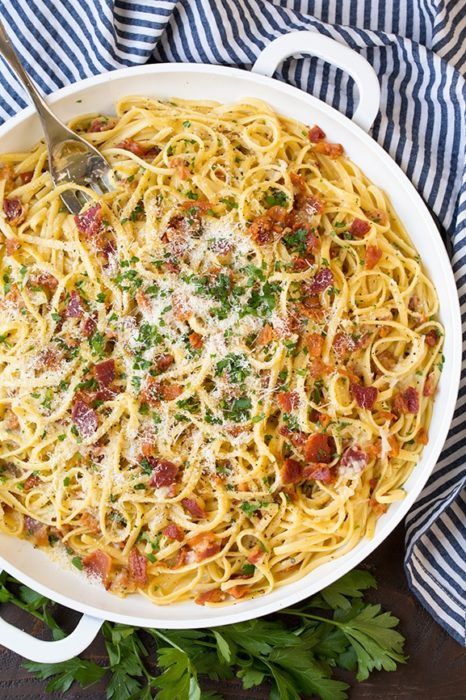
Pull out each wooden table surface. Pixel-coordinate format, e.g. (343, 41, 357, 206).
(0, 522, 465, 699)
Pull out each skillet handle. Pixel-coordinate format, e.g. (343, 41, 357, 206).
(252, 31, 380, 132)
(0, 582, 103, 663)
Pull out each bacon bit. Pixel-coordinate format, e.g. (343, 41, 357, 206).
(369, 478, 378, 491)
(149, 459, 179, 488)
(387, 435, 399, 458)
(168, 156, 190, 180)
(83, 550, 112, 588)
(290, 172, 307, 191)
(18, 171, 34, 184)
(366, 208, 388, 226)
(163, 523, 184, 541)
(29, 273, 58, 290)
(23, 474, 40, 491)
(423, 372, 437, 397)
(81, 313, 97, 338)
(379, 325, 391, 338)
(351, 383, 378, 410)
(393, 386, 419, 414)
(349, 218, 371, 238)
(376, 349, 396, 371)
(333, 333, 353, 358)
(280, 458, 304, 484)
(74, 203, 103, 238)
(292, 257, 310, 271)
(3, 197, 26, 226)
(172, 293, 191, 321)
(308, 125, 326, 143)
(35, 346, 62, 370)
(128, 548, 148, 586)
(116, 138, 147, 157)
(365, 442, 381, 460)
(247, 545, 264, 565)
(249, 206, 288, 245)
(309, 358, 329, 379)
(304, 433, 335, 463)
(319, 414, 332, 429)
(81, 511, 100, 533)
(376, 410, 397, 422)
(181, 199, 212, 213)
(256, 323, 274, 347)
(182, 498, 206, 519)
(309, 268, 333, 293)
(188, 332, 203, 349)
(71, 398, 98, 438)
(365, 245, 383, 269)
(229, 585, 251, 599)
(2, 283, 24, 309)
(237, 482, 249, 492)
(279, 425, 307, 447)
(195, 588, 227, 605)
(408, 295, 420, 311)
(417, 428, 429, 445)
(94, 359, 115, 387)
(188, 532, 221, 561)
(277, 391, 299, 412)
(66, 290, 84, 318)
(306, 332, 324, 357)
(157, 354, 175, 372)
(162, 383, 182, 401)
(140, 376, 161, 405)
(4, 409, 19, 430)
(341, 446, 368, 470)
(5, 238, 21, 255)
(303, 464, 334, 482)
(424, 329, 439, 347)
(370, 498, 388, 516)
(88, 117, 116, 133)
(24, 516, 49, 546)
(135, 290, 151, 312)
(312, 141, 344, 158)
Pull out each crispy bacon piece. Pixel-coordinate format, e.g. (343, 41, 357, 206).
(302, 464, 334, 483)
(168, 156, 190, 180)
(29, 273, 58, 290)
(308, 125, 326, 143)
(3, 197, 26, 225)
(424, 329, 439, 347)
(5, 238, 21, 255)
(4, 409, 19, 430)
(393, 386, 419, 414)
(388, 435, 400, 457)
(249, 206, 288, 245)
(140, 376, 161, 406)
(24, 516, 49, 546)
(35, 346, 62, 370)
(182, 498, 206, 519)
(161, 383, 182, 401)
(188, 332, 203, 349)
(280, 458, 303, 484)
(116, 138, 147, 156)
(417, 427, 429, 445)
(289, 172, 307, 191)
(66, 290, 84, 318)
(306, 332, 324, 357)
(128, 548, 148, 586)
(135, 290, 151, 312)
(81, 511, 100, 533)
(365, 245, 383, 269)
(277, 391, 299, 412)
(256, 323, 274, 347)
(247, 545, 263, 565)
(349, 218, 371, 238)
(157, 353, 175, 371)
(163, 523, 184, 541)
(83, 550, 112, 588)
(188, 532, 221, 561)
(370, 498, 388, 516)
(172, 293, 191, 321)
(88, 117, 116, 133)
(309, 268, 333, 293)
(195, 588, 227, 605)
(229, 585, 251, 599)
(74, 203, 103, 238)
(340, 446, 368, 471)
(309, 358, 329, 379)
(81, 313, 97, 338)
(23, 474, 40, 491)
(351, 383, 378, 410)
(181, 199, 212, 213)
(408, 294, 420, 311)
(94, 359, 115, 387)
(304, 433, 335, 463)
(333, 332, 352, 357)
(19, 171, 34, 184)
(71, 398, 98, 438)
(376, 349, 396, 371)
(366, 208, 388, 226)
(279, 425, 308, 447)
(312, 141, 344, 158)
(423, 372, 437, 397)
(149, 459, 179, 488)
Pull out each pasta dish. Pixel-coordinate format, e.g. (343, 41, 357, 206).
(0, 97, 443, 605)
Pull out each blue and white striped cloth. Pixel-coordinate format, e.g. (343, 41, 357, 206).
(0, 0, 465, 645)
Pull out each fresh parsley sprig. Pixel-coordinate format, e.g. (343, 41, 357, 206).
(1, 569, 407, 699)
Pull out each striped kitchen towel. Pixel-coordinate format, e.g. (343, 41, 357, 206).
(0, 0, 465, 645)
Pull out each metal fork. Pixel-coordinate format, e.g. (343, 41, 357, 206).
(0, 18, 112, 214)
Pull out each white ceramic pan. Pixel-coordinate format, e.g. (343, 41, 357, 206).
(0, 32, 461, 663)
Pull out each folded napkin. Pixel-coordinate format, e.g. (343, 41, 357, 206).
(0, 0, 465, 645)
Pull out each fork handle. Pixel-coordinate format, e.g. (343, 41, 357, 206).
(0, 18, 72, 144)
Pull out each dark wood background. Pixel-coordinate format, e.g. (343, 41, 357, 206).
(0, 522, 465, 699)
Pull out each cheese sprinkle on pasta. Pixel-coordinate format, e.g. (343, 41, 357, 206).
(0, 97, 443, 605)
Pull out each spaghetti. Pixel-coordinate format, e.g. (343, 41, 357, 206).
(0, 97, 443, 605)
